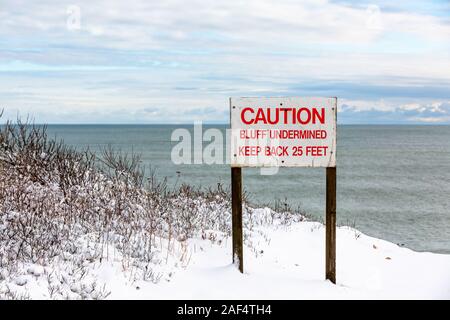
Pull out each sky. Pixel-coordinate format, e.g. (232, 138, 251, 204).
(0, 0, 449, 124)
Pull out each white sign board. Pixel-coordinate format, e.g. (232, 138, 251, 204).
(230, 97, 336, 168)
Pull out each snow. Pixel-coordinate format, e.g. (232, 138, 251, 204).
(1, 122, 449, 300)
(104, 220, 450, 300)
(2, 213, 449, 300)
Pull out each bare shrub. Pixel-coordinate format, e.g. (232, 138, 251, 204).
(0, 114, 305, 299)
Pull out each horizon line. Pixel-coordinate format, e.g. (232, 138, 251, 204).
(4, 122, 449, 126)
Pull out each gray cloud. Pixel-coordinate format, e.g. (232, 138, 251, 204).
(339, 102, 450, 124)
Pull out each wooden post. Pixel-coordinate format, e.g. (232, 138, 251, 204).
(326, 167, 336, 283)
(231, 167, 244, 273)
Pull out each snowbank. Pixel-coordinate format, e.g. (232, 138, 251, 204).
(2, 210, 449, 300)
(83, 218, 450, 300)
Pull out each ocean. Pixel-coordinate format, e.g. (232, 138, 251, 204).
(44, 124, 450, 254)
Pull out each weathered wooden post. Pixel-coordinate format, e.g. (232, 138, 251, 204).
(326, 166, 336, 284)
(231, 167, 244, 273)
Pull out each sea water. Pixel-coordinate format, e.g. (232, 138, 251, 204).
(45, 124, 450, 254)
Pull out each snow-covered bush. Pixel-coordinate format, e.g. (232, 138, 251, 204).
(0, 115, 305, 299)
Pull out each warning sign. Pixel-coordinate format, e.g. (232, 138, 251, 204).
(230, 97, 336, 168)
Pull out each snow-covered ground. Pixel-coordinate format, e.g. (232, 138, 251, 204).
(1, 122, 448, 300)
(2, 209, 449, 300)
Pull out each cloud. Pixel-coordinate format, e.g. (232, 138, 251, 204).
(339, 101, 450, 124)
(0, 0, 449, 123)
(290, 81, 450, 100)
